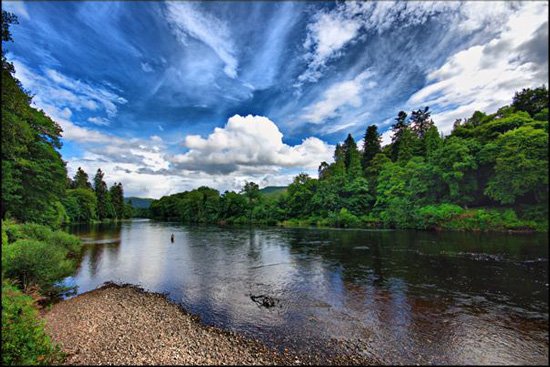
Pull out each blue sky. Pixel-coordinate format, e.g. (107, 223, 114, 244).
(3, 1, 548, 198)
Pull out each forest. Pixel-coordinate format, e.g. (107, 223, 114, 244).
(150, 87, 548, 232)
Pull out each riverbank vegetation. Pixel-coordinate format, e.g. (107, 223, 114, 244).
(2, 12, 90, 365)
(151, 87, 548, 232)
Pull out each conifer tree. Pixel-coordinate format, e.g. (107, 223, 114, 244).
(361, 125, 381, 171)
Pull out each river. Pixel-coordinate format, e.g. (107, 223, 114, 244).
(63, 219, 548, 364)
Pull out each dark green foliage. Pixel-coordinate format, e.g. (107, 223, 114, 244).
(93, 169, 109, 220)
(361, 125, 381, 171)
(109, 182, 124, 219)
(3, 239, 74, 292)
(71, 167, 92, 190)
(2, 282, 63, 365)
(2, 12, 68, 227)
(512, 86, 548, 118)
(410, 106, 434, 139)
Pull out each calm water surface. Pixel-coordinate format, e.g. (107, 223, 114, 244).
(64, 220, 548, 364)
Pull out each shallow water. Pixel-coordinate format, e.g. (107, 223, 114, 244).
(63, 220, 549, 364)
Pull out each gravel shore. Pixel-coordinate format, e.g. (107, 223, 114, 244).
(43, 283, 306, 365)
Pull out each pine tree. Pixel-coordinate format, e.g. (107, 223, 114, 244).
(72, 167, 92, 190)
(410, 106, 434, 139)
(361, 125, 381, 171)
(391, 111, 408, 161)
(332, 143, 346, 177)
(342, 134, 362, 179)
(93, 169, 108, 220)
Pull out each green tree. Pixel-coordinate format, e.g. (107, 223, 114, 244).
(361, 125, 381, 171)
(241, 181, 260, 222)
(410, 106, 434, 139)
(390, 111, 408, 161)
(484, 125, 548, 205)
(109, 182, 124, 219)
(93, 169, 109, 220)
(1, 11, 68, 226)
(72, 167, 92, 190)
(512, 86, 549, 118)
(342, 134, 362, 178)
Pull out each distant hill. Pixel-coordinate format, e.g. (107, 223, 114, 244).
(124, 197, 154, 209)
(259, 186, 287, 197)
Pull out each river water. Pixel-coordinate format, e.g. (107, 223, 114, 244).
(63, 219, 548, 364)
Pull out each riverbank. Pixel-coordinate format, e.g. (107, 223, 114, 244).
(42, 283, 367, 365)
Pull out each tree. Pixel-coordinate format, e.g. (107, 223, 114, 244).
(318, 161, 330, 180)
(72, 167, 92, 190)
(410, 106, 434, 139)
(390, 111, 408, 161)
(342, 134, 362, 178)
(484, 125, 548, 205)
(241, 181, 260, 222)
(93, 169, 109, 220)
(423, 125, 442, 158)
(397, 127, 417, 163)
(109, 182, 124, 219)
(361, 125, 381, 171)
(1, 11, 68, 226)
(512, 86, 549, 118)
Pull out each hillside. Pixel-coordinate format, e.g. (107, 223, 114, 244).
(124, 197, 154, 209)
(259, 186, 287, 197)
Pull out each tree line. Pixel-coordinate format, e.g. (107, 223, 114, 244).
(151, 86, 548, 231)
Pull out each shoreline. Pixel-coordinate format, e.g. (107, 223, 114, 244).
(42, 282, 370, 365)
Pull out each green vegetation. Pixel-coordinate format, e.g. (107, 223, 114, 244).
(2, 13, 90, 365)
(1, 220, 81, 365)
(151, 87, 548, 232)
(2, 282, 64, 365)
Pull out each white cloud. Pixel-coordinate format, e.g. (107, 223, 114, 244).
(165, 2, 238, 78)
(407, 1, 548, 133)
(171, 114, 334, 174)
(300, 70, 375, 124)
(141, 62, 153, 73)
(298, 1, 526, 86)
(87, 116, 110, 126)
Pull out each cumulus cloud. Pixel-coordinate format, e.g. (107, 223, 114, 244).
(170, 114, 334, 174)
(407, 1, 548, 133)
(300, 70, 376, 124)
(164, 2, 238, 78)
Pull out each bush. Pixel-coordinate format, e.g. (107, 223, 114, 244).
(2, 282, 63, 365)
(2, 223, 8, 246)
(3, 222, 82, 257)
(3, 240, 74, 293)
(444, 208, 539, 231)
(418, 204, 464, 229)
(327, 208, 360, 228)
(48, 231, 81, 257)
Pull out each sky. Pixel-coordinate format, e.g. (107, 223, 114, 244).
(3, 0, 548, 198)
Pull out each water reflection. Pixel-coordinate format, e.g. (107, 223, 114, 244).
(64, 220, 548, 364)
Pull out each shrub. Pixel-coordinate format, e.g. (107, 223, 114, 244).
(2, 223, 7, 246)
(48, 230, 81, 257)
(2, 282, 63, 365)
(2, 222, 82, 257)
(3, 240, 74, 293)
(418, 204, 464, 229)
